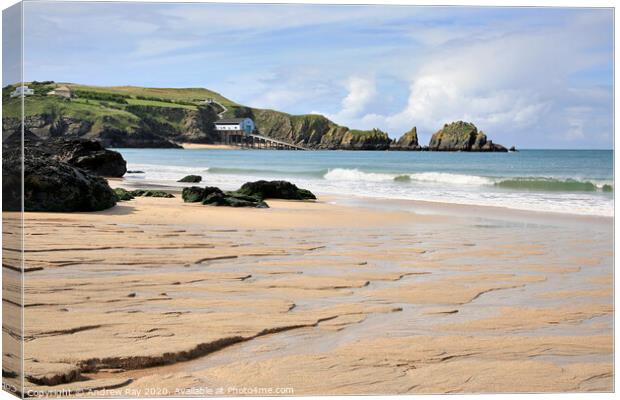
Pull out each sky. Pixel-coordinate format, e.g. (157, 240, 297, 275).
(10, 2, 615, 148)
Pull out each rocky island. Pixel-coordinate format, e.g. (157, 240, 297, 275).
(427, 121, 508, 152)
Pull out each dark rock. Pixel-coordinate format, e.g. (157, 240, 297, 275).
(127, 170, 145, 174)
(113, 188, 135, 201)
(129, 190, 174, 198)
(178, 175, 202, 183)
(223, 192, 262, 203)
(31, 138, 127, 177)
(391, 127, 421, 150)
(182, 186, 207, 203)
(479, 140, 507, 152)
(235, 180, 316, 200)
(182, 185, 267, 208)
(509, 146, 518, 152)
(428, 121, 507, 152)
(3, 145, 117, 212)
(202, 192, 267, 208)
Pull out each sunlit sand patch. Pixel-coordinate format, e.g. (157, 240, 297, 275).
(539, 288, 613, 300)
(525, 264, 581, 274)
(588, 275, 613, 285)
(367, 273, 545, 305)
(318, 314, 367, 331)
(251, 268, 304, 275)
(196, 335, 612, 394)
(251, 276, 371, 290)
(441, 304, 613, 332)
(254, 259, 363, 268)
(570, 256, 603, 267)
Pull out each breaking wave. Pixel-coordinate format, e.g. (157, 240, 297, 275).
(322, 169, 612, 193)
(494, 177, 612, 192)
(323, 169, 493, 185)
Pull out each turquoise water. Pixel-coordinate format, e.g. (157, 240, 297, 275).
(115, 149, 614, 217)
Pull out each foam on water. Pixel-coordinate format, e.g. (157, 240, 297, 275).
(116, 149, 614, 217)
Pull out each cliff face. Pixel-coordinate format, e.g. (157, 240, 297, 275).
(224, 106, 391, 150)
(2, 104, 221, 148)
(428, 121, 507, 152)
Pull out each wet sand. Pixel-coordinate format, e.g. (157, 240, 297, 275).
(3, 195, 613, 396)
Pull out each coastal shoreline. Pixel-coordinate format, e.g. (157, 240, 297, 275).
(110, 177, 614, 224)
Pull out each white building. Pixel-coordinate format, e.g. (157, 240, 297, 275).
(10, 85, 34, 98)
(214, 118, 255, 134)
(47, 85, 72, 99)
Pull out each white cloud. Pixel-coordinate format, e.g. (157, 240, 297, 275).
(340, 77, 377, 117)
(320, 11, 612, 147)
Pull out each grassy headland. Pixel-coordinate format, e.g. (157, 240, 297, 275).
(3, 81, 391, 149)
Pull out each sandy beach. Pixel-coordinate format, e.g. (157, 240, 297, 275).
(1, 192, 612, 396)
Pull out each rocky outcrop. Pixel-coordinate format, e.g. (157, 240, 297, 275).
(6, 136, 128, 176)
(41, 139, 127, 177)
(337, 129, 391, 150)
(2, 144, 117, 212)
(182, 186, 268, 208)
(235, 180, 316, 200)
(181, 180, 316, 207)
(178, 175, 202, 183)
(113, 188, 175, 201)
(129, 190, 175, 198)
(113, 188, 135, 201)
(226, 108, 391, 150)
(428, 121, 507, 152)
(391, 127, 421, 150)
(181, 187, 207, 203)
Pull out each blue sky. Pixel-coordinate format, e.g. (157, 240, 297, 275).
(14, 2, 614, 148)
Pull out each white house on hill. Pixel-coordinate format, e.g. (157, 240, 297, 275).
(10, 85, 34, 98)
(214, 118, 255, 134)
(47, 85, 72, 99)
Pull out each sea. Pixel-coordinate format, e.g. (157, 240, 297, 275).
(114, 149, 614, 217)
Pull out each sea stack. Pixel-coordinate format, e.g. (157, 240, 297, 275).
(428, 121, 507, 152)
(391, 126, 421, 150)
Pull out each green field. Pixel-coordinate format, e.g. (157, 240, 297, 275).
(125, 98, 197, 110)
(66, 84, 236, 107)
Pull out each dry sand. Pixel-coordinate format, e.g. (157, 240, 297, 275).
(2, 195, 613, 396)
